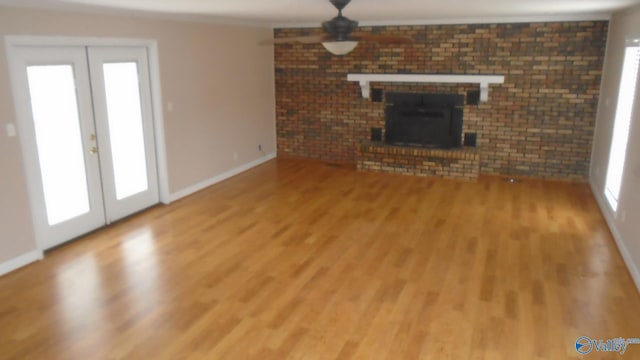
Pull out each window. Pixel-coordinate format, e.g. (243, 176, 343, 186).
(604, 39, 640, 211)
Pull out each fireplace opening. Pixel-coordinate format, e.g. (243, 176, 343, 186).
(385, 92, 464, 149)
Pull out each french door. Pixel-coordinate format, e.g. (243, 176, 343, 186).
(10, 45, 159, 250)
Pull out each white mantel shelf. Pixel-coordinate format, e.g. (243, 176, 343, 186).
(347, 74, 505, 102)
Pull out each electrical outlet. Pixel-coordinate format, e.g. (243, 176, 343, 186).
(233, 152, 238, 161)
(258, 144, 262, 151)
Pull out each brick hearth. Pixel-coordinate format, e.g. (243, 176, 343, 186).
(357, 142, 480, 181)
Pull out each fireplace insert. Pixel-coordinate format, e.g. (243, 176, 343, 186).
(385, 92, 464, 149)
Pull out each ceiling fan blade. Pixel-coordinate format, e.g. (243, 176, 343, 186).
(350, 34, 413, 44)
(260, 35, 327, 45)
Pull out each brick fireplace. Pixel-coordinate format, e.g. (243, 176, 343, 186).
(274, 21, 608, 181)
(355, 90, 480, 180)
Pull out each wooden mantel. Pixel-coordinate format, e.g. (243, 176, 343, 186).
(347, 74, 505, 102)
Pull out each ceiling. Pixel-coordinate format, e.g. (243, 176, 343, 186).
(1, 0, 639, 27)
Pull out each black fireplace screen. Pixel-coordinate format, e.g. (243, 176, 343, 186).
(385, 92, 464, 149)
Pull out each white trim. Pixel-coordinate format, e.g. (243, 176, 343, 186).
(0, 1, 272, 28)
(347, 73, 505, 102)
(589, 180, 640, 294)
(170, 153, 277, 202)
(147, 42, 172, 205)
(0, 250, 43, 277)
(5, 35, 161, 47)
(274, 13, 612, 29)
(5, 39, 48, 252)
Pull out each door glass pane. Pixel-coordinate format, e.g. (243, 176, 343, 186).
(27, 65, 91, 226)
(102, 62, 149, 200)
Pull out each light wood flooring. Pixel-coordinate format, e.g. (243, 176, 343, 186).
(1, 158, 639, 359)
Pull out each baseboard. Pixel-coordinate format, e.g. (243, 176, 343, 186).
(170, 153, 277, 202)
(0, 250, 43, 277)
(589, 180, 640, 294)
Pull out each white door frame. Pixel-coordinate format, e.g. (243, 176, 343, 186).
(4, 35, 171, 252)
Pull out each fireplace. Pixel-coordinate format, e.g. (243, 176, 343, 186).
(385, 92, 464, 149)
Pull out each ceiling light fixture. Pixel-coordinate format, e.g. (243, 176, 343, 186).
(321, 40, 358, 55)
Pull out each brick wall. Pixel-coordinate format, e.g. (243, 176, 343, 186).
(274, 21, 608, 181)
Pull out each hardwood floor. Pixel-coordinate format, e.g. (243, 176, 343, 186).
(1, 158, 639, 359)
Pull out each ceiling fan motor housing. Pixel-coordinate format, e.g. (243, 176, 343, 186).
(322, 15, 359, 40)
(323, 0, 358, 41)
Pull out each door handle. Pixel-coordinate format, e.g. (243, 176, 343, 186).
(89, 146, 98, 155)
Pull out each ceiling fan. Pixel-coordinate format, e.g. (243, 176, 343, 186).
(268, 0, 412, 55)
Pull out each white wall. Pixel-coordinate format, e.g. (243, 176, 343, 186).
(590, 5, 640, 292)
(0, 6, 276, 272)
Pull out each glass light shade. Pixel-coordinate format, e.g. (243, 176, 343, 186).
(321, 41, 358, 56)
